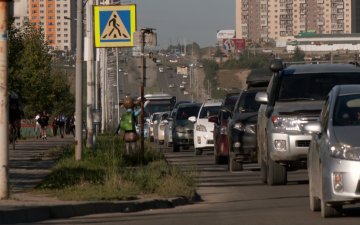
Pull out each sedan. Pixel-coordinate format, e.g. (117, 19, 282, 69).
(304, 85, 360, 218)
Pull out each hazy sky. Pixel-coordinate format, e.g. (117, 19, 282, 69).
(134, 0, 235, 48)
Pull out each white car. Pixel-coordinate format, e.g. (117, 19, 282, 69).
(189, 101, 222, 155)
(169, 84, 174, 88)
(179, 84, 185, 89)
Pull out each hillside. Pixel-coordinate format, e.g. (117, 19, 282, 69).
(216, 69, 250, 91)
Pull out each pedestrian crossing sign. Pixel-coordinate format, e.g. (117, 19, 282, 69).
(94, 5, 137, 48)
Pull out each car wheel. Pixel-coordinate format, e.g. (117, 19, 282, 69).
(267, 157, 287, 185)
(260, 159, 267, 184)
(309, 176, 320, 211)
(195, 148, 202, 155)
(214, 151, 219, 164)
(229, 154, 243, 172)
(219, 156, 229, 165)
(321, 200, 342, 218)
(159, 140, 164, 145)
(173, 144, 180, 152)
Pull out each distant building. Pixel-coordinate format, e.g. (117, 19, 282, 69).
(236, 0, 360, 43)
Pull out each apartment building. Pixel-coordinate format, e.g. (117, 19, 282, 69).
(26, 0, 76, 51)
(236, 0, 359, 43)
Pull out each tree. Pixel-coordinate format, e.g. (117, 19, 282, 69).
(292, 46, 305, 62)
(8, 21, 75, 118)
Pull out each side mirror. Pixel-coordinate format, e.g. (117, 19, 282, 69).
(188, 116, 197, 123)
(303, 122, 321, 135)
(208, 115, 218, 124)
(255, 92, 268, 104)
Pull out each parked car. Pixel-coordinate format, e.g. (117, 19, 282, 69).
(164, 101, 192, 147)
(256, 60, 360, 185)
(210, 92, 240, 165)
(190, 101, 222, 155)
(304, 85, 360, 218)
(171, 103, 201, 152)
(227, 87, 265, 171)
(153, 111, 169, 145)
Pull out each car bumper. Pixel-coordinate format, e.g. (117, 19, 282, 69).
(322, 156, 360, 204)
(173, 131, 194, 146)
(268, 132, 310, 162)
(194, 130, 214, 149)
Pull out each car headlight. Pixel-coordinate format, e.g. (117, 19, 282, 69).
(271, 115, 302, 131)
(234, 123, 255, 134)
(330, 144, 360, 161)
(196, 124, 207, 132)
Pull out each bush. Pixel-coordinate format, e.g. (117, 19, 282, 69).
(36, 135, 196, 201)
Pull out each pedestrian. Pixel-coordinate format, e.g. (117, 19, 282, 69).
(52, 116, 58, 137)
(34, 113, 41, 139)
(38, 110, 49, 140)
(57, 113, 66, 138)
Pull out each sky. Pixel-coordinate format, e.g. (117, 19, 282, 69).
(134, 0, 235, 48)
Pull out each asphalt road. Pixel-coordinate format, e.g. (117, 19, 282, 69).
(34, 146, 360, 225)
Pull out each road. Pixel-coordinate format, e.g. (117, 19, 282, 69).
(35, 146, 360, 225)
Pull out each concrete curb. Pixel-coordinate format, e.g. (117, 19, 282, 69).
(0, 196, 192, 224)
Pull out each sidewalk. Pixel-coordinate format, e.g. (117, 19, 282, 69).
(0, 136, 190, 224)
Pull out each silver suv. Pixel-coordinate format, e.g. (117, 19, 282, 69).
(256, 60, 360, 185)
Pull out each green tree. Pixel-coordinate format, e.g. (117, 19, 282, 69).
(292, 46, 305, 62)
(8, 22, 74, 118)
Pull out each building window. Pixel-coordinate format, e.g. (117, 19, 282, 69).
(64, 34, 68, 37)
(57, 40, 62, 43)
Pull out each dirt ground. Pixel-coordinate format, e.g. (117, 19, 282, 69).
(216, 69, 251, 91)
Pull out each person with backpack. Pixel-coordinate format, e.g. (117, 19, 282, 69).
(118, 96, 149, 154)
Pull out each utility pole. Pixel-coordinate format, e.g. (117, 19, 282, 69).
(116, 48, 120, 124)
(75, 0, 83, 160)
(140, 28, 155, 161)
(0, 0, 9, 199)
(86, 0, 94, 148)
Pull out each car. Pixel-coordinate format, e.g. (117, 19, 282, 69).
(190, 101, 222, 155)
(159, 67, 164, 73)
(227, 87, 265, 171)
(209, 92, 240, 165)
(147, 112, 161, 142)
(170, 103, 201, 152)
(164, 101, 191, 147)
(256, 60, 360, 185)
(179, 84, 185, 89)
(183, 75, 188, 79)
(169, 84, 174, 88)
(153, 111, 170, 145)
(182, 81, 187, 85)
(304, 85, 360, 218)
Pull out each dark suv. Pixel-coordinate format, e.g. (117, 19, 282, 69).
(256, 60, 360, 185)
(171, 103, 201, 152)
(227, 87, 266, 171)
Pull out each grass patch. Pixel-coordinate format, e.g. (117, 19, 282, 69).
(36, 135, 196, 201)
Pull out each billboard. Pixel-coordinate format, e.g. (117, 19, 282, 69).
(217, 30, 235, 40)
(223, 39, 246, 52)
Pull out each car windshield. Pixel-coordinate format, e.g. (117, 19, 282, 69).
(278, 73, 360, 101)
(199, 106, 221, 119)
(224, 94, 239, 112)
(333, 94, 360, 126)
(235, 92, 261, 113)
(145, 101, 173, 117)
(176, 106, 201, 120)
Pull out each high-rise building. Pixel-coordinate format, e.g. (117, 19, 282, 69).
(236, 0, 359, 43)
(15, 0, 77, 52)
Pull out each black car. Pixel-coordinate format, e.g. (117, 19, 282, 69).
(227, 87, 266, 171)
(170, 103, 201, 152)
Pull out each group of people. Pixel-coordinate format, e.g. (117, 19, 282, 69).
(35, 112, 75, 140)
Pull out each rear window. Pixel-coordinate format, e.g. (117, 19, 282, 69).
(277, 73, 360, 101)
(176, 106, 201, 120)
